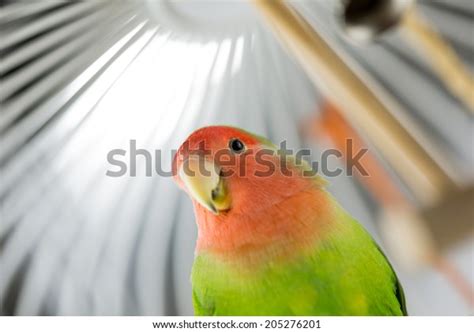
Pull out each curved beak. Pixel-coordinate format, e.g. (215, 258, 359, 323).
(178, 156, 231, 214)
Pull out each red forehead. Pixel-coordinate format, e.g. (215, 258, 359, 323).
(183, 126, 259, 149)
(172, 126, 260, 178)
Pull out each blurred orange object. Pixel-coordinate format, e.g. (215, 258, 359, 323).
(310, 101, 407, 207)
(307, 101, 474, 307)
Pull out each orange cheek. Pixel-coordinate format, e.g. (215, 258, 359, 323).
(194, 185, 332, 266)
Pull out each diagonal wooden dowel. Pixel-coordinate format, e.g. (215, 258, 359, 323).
(401, 5, 474, 114)
(251, 0, 458, 207)
(340, 0, 474, 113)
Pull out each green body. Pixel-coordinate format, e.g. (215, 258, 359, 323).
(191, 204, 406, 316)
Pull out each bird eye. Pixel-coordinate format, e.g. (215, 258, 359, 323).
(229, 138, 245, 153)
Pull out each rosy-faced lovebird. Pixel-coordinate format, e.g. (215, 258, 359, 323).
(173, 126, 407, 316)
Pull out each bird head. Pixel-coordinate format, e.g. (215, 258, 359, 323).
(172, 126, 327, 255)
(173, 126, 290, 216)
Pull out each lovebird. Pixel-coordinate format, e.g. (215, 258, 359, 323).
(172, 126, 407, 316)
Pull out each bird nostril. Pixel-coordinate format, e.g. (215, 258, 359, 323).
(211, 187, 219, 201)
(211, 171, 224, 201)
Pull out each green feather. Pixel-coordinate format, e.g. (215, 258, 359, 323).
(191, 199, 407, 316)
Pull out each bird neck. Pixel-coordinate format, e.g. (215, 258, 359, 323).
(194, 185, 334, 266)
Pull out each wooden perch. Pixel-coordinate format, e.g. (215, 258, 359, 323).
(340, 0, 474, 113)
(401, 5, 474, 114)
(251, 0, 457, 207)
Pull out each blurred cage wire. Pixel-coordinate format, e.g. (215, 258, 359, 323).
(0, 0, 473, 316)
